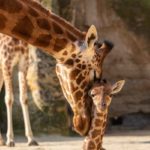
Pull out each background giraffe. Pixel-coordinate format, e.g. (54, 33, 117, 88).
(0, 0, 43, 147)
(83, 80, 125, 150)
(0, 34, 38, 146)
(0, 0, 113, 136)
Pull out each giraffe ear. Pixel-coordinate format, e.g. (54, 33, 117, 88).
(110, 80, 125, 95)
(85, 25, 98, 48)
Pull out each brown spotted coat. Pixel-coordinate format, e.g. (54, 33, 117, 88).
(0, 0, 113, 136)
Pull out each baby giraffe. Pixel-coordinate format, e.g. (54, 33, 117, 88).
(83, 80, 125, 150)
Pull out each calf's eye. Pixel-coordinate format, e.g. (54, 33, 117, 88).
(91, 94, 95, 97)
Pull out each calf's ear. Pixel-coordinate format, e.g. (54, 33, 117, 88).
(111, 80, 125, 95)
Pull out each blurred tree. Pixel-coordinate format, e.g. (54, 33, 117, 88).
(110, 0, 150, 39)
(40, 0, 52, 9)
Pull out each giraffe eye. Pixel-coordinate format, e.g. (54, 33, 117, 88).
(94, 41, 102, 48)
(90, 94, 95, 97)
(88, 90, 95, 97)
(109, 94, 113, 97)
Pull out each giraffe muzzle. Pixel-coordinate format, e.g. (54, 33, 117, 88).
(103, 40, 114, 50)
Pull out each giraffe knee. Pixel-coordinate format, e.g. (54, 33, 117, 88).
(5, 98, 14, 106)
(23, 99, 28, 105)
(20, 98, 28, 105)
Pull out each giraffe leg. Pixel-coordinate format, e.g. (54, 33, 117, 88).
(0, 69, 5, 146)
(3, 65, 15, 147)
(18, 57, 38, 146)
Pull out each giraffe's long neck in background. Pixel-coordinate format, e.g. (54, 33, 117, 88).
(83, 106, 108, 150)
(0, 0, 85, 59)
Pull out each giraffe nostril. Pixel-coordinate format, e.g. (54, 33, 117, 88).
(102, 103, 106, 107)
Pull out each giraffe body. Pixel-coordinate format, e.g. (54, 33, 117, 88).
(0, 0, 113, 135)
(83, 80, 125, 150)
(0, 33, 38, 146)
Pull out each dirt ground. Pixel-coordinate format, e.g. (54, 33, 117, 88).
(0, 130, 150, 150)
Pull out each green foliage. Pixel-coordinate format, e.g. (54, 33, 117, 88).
(41, 0, 52, 9)
(110, 0, 150, 38)
(51, 0, 72, 21)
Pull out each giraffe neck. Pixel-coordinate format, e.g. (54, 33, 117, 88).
(84, 106, 108, 150)
(0, 0, 85, 60)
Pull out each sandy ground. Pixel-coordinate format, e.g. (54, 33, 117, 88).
(0, 130, 150, 150)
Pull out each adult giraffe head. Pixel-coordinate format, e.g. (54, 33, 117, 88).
(56, 25, 113, 136)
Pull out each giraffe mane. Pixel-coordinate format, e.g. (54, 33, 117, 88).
(22, 0, 50, 15)
(51, 13, 85, 40)
(21, 0, 85, 40)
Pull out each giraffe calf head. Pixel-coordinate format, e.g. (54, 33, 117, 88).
(89, 80, 125, 112)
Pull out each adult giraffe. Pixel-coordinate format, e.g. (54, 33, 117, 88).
(0, 0, 113, 146)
